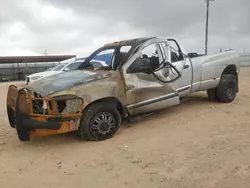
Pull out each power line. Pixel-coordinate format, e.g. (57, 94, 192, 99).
(205, 0, 215, 55)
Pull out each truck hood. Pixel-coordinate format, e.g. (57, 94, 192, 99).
(26, 70, 112, 96)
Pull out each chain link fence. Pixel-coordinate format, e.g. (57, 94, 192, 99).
(240, 52, 250, 67)
(0, 62, 60, 82)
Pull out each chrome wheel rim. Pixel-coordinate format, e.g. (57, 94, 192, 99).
(90, 112, 116, 137)
(226, 82, 234, 97)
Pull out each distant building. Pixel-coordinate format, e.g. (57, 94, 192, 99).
(0, 55, 76, 82)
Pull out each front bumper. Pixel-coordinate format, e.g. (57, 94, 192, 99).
(7, 85, 84, 142)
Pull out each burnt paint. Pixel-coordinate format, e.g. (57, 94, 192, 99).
(26, 70, 112, 97)
(48, 71, 127, 111)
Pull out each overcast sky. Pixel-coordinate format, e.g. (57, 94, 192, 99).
(1, 0, 250, 57)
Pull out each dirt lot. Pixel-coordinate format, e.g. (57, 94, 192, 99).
(0, 68, 250, 188)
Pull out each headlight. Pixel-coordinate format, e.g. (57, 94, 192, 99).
(31, 76, 43, 81)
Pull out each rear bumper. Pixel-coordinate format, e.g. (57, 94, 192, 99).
(7, 85, 84, 142)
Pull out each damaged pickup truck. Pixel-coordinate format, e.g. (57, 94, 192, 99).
(7, 37, 240, 142)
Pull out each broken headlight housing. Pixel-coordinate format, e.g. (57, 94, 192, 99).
(24, 90, 84, 117)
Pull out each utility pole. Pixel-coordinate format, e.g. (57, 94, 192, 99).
(43, 50, 48, 56)
(205, 0, 215, 55)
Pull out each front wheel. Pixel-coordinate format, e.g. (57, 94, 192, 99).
(78, 103, 121, 141)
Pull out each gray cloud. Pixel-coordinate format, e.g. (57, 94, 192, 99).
(1, 0, 250, 57)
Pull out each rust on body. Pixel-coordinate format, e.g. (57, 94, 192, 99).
(6, 37, 155, 141)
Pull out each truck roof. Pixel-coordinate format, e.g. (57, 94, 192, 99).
(104, 37, 155, 47)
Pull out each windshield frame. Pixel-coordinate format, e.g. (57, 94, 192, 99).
(77, 37, 154, 71)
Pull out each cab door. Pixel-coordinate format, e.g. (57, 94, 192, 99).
(122, 38, 181, 116)
(166, 39, 192, 97)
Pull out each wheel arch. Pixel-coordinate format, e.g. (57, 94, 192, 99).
(83, 97, 128, 118)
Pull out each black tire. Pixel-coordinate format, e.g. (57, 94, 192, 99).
(78, 103, 121, 141)
(15, 112, 30, 142)
(7, 107, 16, 128)
(207, 88, 219, 102)
(6, 85, 17, 128)
(216, 74, 237, 103)
(16, 125, 30, 142)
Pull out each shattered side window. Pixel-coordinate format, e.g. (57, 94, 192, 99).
(139, 44, 161, 71)
(159, 43, 168, 60)
(168, 40, 184, 62)
(139, 44, 159, 60)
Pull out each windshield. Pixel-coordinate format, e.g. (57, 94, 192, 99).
(51, 63, 68, 71)
(80, 45, 132, 71)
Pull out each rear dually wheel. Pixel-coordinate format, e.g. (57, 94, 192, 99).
(207, 74, 238, 103)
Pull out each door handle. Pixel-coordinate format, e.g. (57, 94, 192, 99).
(184, 64, 189, 69)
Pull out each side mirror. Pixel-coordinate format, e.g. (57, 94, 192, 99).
(126, 58, 152, 74)
(64, 67, 70, 72)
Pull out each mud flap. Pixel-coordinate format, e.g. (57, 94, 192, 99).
(6, 85, 18, 128)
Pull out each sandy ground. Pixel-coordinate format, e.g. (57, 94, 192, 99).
(0, 68, 250, 188)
